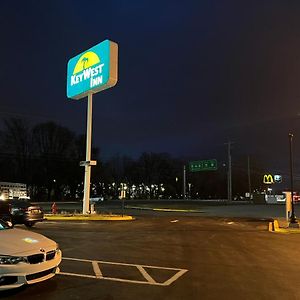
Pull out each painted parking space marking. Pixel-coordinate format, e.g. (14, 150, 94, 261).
(136, 265, 156, 284)
(92, 260, 103, 278)
(126, 206, 203, 213)
(60, 257, 188, 286)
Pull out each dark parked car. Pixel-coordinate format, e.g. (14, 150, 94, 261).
(8, 199, 44, 227)
(0, 200, 12, 222)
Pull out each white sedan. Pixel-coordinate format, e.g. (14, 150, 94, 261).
(0, 220, 62, 291)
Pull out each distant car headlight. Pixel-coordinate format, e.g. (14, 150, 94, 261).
(0, 255, 26, 265)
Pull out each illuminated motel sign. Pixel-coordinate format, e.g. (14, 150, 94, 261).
(66, 40, 118, 214)
(67, 40, 118, 100)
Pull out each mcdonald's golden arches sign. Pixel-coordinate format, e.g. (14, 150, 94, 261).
(263, 174, 274, 184)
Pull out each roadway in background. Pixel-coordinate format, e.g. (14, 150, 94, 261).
(36, 200, 298, 219)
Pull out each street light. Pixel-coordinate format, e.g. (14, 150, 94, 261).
(288, 133, 298, 225)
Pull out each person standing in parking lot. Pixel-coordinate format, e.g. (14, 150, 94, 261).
(51, 202, 57, 214)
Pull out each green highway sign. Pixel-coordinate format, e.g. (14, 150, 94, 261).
(189, 159, 217, 172)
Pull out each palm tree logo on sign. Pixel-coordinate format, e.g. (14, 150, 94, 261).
(73, 51, 100, 74)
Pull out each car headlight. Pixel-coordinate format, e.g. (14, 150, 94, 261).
(0, 255, 26, 265)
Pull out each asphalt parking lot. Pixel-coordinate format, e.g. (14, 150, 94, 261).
(2, 215, 300, 300)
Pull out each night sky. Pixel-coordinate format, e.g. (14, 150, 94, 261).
(1, 1, 300, 173)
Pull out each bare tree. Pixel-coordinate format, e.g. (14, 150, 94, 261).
(32, 122, 76, 201)
(1, 117, 33, 183)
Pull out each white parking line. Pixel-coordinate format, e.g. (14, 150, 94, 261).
(136, 265, 156, 284)
(60, 257, 188, 286)
(163, 269, 189, 286)
(92, 261, 103, 278)
(59, 272, 95, 279)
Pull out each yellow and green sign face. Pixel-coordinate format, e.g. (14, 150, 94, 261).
(67, 40, 118, 100)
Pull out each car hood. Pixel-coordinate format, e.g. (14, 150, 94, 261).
(0, 228, 56, 256)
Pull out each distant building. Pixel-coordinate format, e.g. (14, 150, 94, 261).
(0, 182, 27, 200)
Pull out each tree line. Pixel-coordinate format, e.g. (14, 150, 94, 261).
(0, 118, 265, 201)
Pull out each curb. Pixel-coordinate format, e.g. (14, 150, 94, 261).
(268, 219, 300, 233)
(268, 221, 274, 232)
(44, 214, 134, 221)
(274, 219, 279, 231)
(268, 219, 282, 233)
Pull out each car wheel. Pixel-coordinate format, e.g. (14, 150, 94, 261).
(25, 222, 35, 228)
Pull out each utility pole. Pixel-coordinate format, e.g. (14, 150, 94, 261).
(247, 156, 252, 200)
(225, 141, 232, 202)
(183, 165, 186, 200)
(288, 133, 298, 226)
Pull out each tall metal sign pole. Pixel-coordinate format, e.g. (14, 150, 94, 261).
(188, 159, 218, 200)
(66, 40, 118, 214)
(82, 93, 93, 214)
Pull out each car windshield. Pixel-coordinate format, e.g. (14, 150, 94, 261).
(0, 220, 11, 230)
